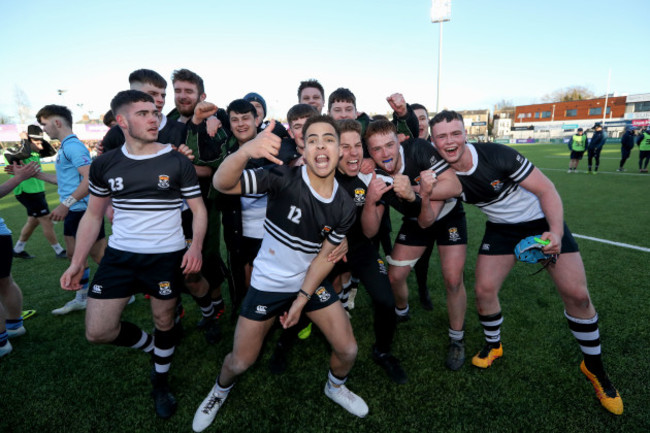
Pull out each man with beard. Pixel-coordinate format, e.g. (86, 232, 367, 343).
(60, 90, 206, 419)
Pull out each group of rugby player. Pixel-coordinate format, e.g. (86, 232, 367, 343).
(5, 68, 623, 430)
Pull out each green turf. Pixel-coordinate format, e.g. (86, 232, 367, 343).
(0, 145, 648, 432)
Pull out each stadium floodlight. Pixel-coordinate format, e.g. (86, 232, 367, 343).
(431, 0, 451, 113)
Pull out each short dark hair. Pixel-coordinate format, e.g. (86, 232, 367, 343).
(287, 103, 318, 123)
(129, 69, 167, 89)
(303, 115, 340, 139)
(102, 109, 116, 127)
(429, 110, 464, 129)
(226, 99, 257, 117)
(411, 103, 428, 113)
(110, 90, 155, 115)
(365, 119, 396, 142)
(171, 68, 204, 95)
(36, 105, 73, 127)
(371, 114, 389, 121)
(337, 119, 362, 136)
(328, 88, 356, 111)
(298, 79, 324, 100)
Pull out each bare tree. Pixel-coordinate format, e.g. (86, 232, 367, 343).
(495, 99, 514, 110)
(542, 86, 595, 102)
(14, 86, 31, 124)
(0, 113, 12, 124)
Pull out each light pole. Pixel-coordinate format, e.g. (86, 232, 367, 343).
(431, 0, 451, 113)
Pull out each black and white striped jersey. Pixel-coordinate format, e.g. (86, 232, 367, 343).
(88, 145, 201, 253)
(454, 142, 543, 223)
(375, 138, 458, 221)
(243, 165, 356, 293)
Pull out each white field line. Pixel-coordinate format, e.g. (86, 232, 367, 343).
(538, 167, 648, 176)
(573, 234, 650, 253)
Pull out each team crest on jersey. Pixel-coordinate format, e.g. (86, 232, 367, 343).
(315, 286, 331, 302)
(490, 180, 503, 192)
(448, 227, 460, 242)
(158, 281, 172, 296)
(353, 188, 366, 205)
(429, 155, 438, 166)
(320, 225, 332, 238)
(377, 258, 387, 275)
(157, 174, 170, 189)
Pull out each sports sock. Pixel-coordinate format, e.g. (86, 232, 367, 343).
(215, 375, 235, 393)
(14, 240, 26, 253)
(75, 267, 90, 302)
(0, 331, 8, 347)
(449, 327, 464, 341)
(327, 369, 347, 390)
(193, 292, 215, 318)
(153, 328, 176, 380)
(395, 305, 409, 317)
(50, 243, 64, 254)
(565, 311, 604, 376)
(6, 318, 23, 331)
(479, 311, 503, 346)
(112, 321, 154, 353)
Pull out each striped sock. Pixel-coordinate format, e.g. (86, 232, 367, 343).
(565, 311, 604, 375)
(479, 312, 503, 346)
(112, 321, 154, 353)
(0, 331, 8, 347)
(327, 369, 347, 391)
(6, 318, 23, 331)
(153, 328, 176, 380)
(193, 293, 215, 318)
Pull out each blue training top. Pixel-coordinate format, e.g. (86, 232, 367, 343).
(55, 134, 91, 211)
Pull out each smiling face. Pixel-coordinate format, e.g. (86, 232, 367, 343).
(431, 119, 467, 166)
(367, 131, 401, 175)
(338, 131, 363, 177)
(303, 121, 340, 179)
(117, 100, 161, 143)
(288, 116, 310, 154)
(173, 80, 203, 117)
(229, 111, 258, 145)
(299, 87, 324, 113)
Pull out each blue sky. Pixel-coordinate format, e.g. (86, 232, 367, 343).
(0, 0, 646, 123)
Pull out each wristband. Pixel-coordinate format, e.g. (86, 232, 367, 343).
(298, 289, 311, 300)
(62, 196, 78, 208)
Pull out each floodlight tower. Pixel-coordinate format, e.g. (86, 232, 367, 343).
(431, 0, 451, 113)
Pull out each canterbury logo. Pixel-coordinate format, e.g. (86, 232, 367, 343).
(256, 305, 267, 315)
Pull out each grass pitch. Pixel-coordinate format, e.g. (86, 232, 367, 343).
(0, 143, 648, 432)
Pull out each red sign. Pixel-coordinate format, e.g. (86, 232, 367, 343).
(632, 119, 649, 127)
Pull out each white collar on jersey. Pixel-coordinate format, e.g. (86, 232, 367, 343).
(301, 165, 339, 203)
(120, 141, 173, 160)
(454, 143, 478, 176)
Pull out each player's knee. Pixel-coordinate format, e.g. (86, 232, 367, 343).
(335, 340, 358, 363)
(85, 327, 114, 344)
(226, 352, 255, 376)
(388, 266, 409, 286)
(444, 275, 464, 294)
(474, 283, 497, 301)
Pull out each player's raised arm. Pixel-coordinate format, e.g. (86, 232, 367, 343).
(213, 120, 282, 194)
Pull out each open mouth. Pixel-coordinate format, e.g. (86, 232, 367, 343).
(443, 146, 459, 158)
(382, 157, 394, 172)
(315, 154, 330, 168)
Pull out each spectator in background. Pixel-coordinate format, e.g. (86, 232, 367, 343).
(636, 125, 650, 173)
(567, 128, 587, 173)
(587, 123, 606, 174)
(102, 110, 116, 128)
(5, 125, 66, 260)
(617, 126, 635, 171)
